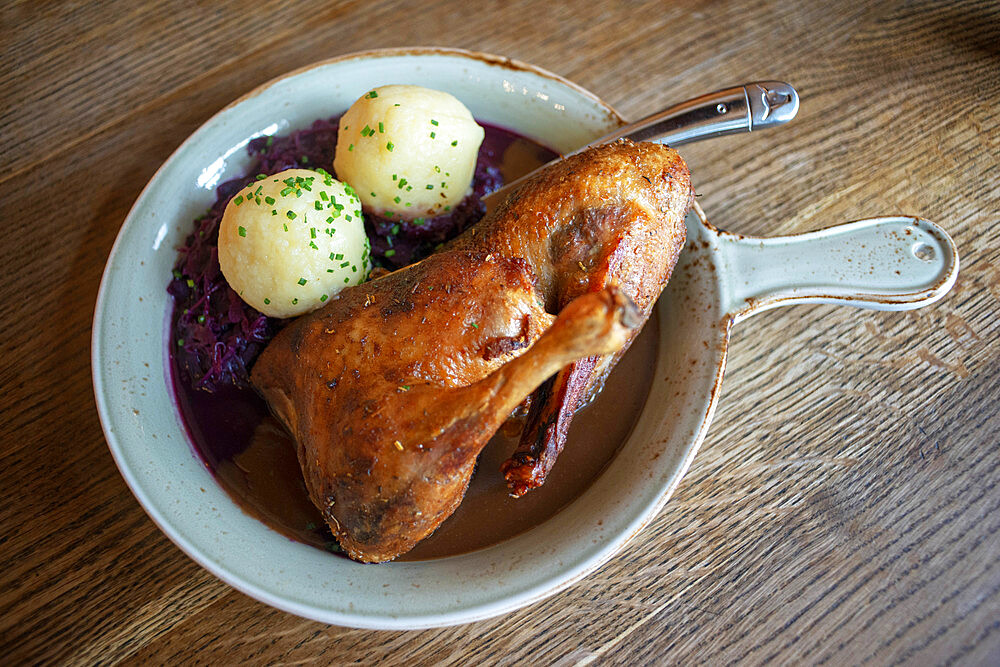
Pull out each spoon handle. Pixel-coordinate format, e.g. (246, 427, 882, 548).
(707, 214, 960, 323)
(596, 81, 798, 146)
(483, 81, 799, 212)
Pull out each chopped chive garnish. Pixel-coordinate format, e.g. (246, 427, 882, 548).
(314, 201, 323, 210)
(297, 278, 307, 285)
(320, 191, 328, 200)
(426, 184, 434, 189)
(451, 140, 458, 146)
(385, 249, 396, 257)
(378, 122, 384, 133)
(393, 196, 401, 203)
(366, 90, 378, 98)
(310, 228, 317, 238)
(340, 261, 350, 268)
(280, 187, 293, 196)
(320, 294, 328, 302)
(265, 196, 275, 205)
(256, 173, 267, 180)
(286, 211, 296, 219)
(430, 119, 439, 126)
(386, 142, 394, 151)
(430, 132, 436, 139)
(233, 195, 244, 206)
(238, 226, 247, 237)
(309, 241, 318, 249)
(264, 298, 270, 305)
(348, 144, 354, 151)
(292, 298, 298, 304)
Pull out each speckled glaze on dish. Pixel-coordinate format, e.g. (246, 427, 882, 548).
(92, 48, 958, 629)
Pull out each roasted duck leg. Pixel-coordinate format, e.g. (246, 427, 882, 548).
(253, 277, 638, 562)
(448, 139, 692, 495)
(251, 140, 691, 561)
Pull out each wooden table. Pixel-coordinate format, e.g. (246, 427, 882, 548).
(3, 0, 998, 663)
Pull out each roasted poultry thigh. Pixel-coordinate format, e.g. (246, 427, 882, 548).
(251, 140, 692, 562)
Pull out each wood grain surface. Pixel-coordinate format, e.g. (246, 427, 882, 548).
(2, 0, 999, 663)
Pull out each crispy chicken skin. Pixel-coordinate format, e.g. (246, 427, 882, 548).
(448, 139, 692, 495)
(251, 140, 691, 561)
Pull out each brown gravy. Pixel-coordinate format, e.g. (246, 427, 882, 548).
(197, 315, 658, 560)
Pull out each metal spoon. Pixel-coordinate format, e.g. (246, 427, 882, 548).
(483, 81, 799, 211)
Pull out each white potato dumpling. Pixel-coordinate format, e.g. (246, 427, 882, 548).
(334, 85, 485, 220)
(218, 169, 371, 318)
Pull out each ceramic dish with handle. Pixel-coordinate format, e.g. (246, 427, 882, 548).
(92, 47, 958, 629)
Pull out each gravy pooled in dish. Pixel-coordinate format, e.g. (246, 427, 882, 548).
(170, 313, 659, 560)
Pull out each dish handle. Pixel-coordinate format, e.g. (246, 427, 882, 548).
(710, 216, 959, 323)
